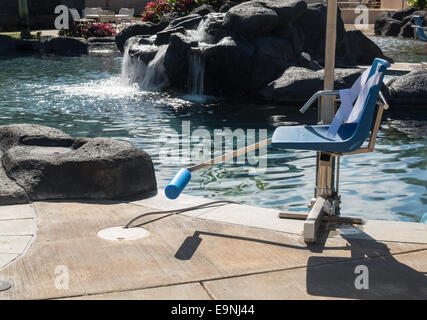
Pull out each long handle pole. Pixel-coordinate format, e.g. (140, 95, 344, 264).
(165, 138, 271, 199)
(188, 138, 271, 172)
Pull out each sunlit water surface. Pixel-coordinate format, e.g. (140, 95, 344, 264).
(0, 54, 425, 222)
(369, 36, 427, 63)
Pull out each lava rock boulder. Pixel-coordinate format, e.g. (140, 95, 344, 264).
(0, 124, 157, 202)
(44, 37, 89, 56)
(223, 1, 280, 35)
(388, 68, 427, 106)
(116, 22, 167, 53)
(0, 35, 16, 55)
(259, 67, 362, 102)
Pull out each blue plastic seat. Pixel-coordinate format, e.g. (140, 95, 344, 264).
(414, 15, 427, 41)
(271, 58, 391, 154)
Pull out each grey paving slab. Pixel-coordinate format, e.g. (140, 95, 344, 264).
(0, 236, 33, 254)
(64, 283, 211, 300)
(0, 219, 35, 236)
(0, 204, 35, 220)
(0, 254, 18, 269)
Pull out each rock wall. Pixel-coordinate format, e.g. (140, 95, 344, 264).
(375, 7, 427, 38)
(117, 1, 393, 102)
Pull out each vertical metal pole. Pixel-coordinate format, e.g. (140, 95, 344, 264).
(322, 0, 337, 123)
(315, 0, 338, 199)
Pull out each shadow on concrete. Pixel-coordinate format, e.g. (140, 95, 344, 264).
(174, 230, 350, 261)
(306, 226, 427, 299)
(174, 226, 427, 299)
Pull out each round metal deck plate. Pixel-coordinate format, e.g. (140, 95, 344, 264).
(0, 281, 11, 292)
(97, 226, 149, 241)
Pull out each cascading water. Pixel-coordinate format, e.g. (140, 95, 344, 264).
(184, 19, 214, 102)
(187, 51, 205, 96)
(121, 44, 169, 91)
(121, 17, 215, 101)
(139, 45, 169, 91)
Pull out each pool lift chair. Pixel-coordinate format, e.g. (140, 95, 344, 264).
(165, 58, 391, 243)
(412, 15, 427, 41)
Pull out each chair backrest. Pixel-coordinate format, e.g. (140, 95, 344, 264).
(118, 8, 134, 17)
(84, 7, 101, 16)
(340, 58, 390, 151)
(414, 15, 423, 27)
(69, 8, 81, 22)
(413, 15, 427, 40)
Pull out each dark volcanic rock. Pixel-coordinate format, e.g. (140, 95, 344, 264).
(0, 124, 74, 151)
(0, 35, 16, 55)
(219, 0, 240, 13)
(388, 68, 427, 106)
(259, 67, 362, 102)
(159, 12, 183, 26)
(164, 33, 198, 90)
(44, 37, 88, 56)
(0, 150, 29, 205)
(115, 23, 166, 53)
(374, 8, 424, 38)
(399, 21, 415, 38)
(257, 0, 307, 22)
(254, 36, 293, 61)
(168, 14, 203, 29)
(375, 11, 392, 35)
(391, 7, 417, 21)
(223, 1, 280, 35)
(0, 124, 157, 202)
(342, 30, 393, 65)
(190, 4, 216, 16)
(294, 3, 345, 63)
(204, 36, 255, 95)
(155, 26, 186, 45)
(298, 52, 322, 71)
(202, 13, 229, 43)
(382, 18, 401, 36)
(252, 36, 293, 89)
(124, 1, 393, 102)
(274, 24, 303, 59)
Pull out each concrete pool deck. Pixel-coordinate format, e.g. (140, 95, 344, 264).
(0, 191, 426, 300)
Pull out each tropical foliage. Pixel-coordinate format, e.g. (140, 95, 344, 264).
(407, 0, 426, 10)
(141, 0, 227, 23)
(58, 23, 116, 38)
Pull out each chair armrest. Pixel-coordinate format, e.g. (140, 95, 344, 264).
(300, 90, 339, 114)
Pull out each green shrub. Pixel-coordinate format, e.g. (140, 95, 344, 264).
(407, 0, 426, 10)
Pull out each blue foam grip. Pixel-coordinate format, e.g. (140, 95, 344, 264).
(165, 168, 192, 199)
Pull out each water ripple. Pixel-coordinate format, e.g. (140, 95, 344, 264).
(0, 55, 426, 221)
